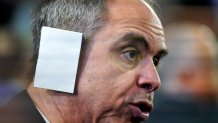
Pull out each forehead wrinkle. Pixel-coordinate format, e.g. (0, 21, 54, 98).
(131, 19, 164, 31)
(110, 19, 164, 34)
(139, 20, 164, 37)
(112, 27, 166, 56)
(110, 19, 164, 38)
(132, 19, 164, 38)
(109, 22, 166, 53)
(119, 24, 165, 45)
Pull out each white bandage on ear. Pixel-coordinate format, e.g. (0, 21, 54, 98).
(34, 26, 83, 93)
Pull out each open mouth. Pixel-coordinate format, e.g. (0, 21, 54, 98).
(129, 101, 153, 122)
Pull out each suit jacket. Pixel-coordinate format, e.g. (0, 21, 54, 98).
(145, 94, 218, 123)
(0, 91, 45, 123)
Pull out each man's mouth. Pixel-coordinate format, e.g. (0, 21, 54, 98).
(129, 101, 153, 122)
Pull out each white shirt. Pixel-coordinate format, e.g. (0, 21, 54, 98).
(36, 106, 50, 123)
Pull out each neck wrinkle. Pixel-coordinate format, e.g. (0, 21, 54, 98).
(27, 82, 97, 123)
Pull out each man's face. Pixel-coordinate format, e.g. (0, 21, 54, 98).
(77, 0, 167, 122)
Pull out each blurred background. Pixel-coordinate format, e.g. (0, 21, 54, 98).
(145, 0, 218, 123)
(0, 0, 217, 122)
(0, 0, 36, 106)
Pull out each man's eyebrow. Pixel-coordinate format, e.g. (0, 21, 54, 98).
(121, 32, 168, 58)
(121, 32, 149, 49)
(156, 49, 168, 60)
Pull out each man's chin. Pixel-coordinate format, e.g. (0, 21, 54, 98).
(98, 111, 148, 123)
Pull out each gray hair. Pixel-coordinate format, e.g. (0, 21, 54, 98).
(31, 0, 158, 62)
(30, 0, 159, 80)
(31, 0, 106, 63)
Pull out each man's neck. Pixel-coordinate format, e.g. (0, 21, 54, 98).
(27, 82, 92, 123)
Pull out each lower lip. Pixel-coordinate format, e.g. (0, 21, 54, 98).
(129, 105, 149, 121)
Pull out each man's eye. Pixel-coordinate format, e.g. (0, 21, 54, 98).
(123, 50, 139, 63)
(153, 57, 159, 67)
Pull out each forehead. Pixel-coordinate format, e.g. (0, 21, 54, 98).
(106, 0, 162, 26)
(101, 0, 166, 53)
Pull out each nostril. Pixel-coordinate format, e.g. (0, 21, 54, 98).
(141, 83, 152, 91)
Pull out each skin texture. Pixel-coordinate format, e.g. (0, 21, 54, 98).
(27, 0, 167, 123)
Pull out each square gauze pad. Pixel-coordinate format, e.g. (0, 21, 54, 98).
(34, 26, 83, 93)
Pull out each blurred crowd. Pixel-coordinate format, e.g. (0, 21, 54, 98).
(0, 0, 36, 106)
(146, 22, 218, 123)
(0, 0, 218, 123)
(145, 1, 218, 123)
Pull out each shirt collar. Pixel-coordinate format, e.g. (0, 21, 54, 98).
(36, 106, 50, 123)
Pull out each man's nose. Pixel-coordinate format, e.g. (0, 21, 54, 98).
(137, 59, 161, 92)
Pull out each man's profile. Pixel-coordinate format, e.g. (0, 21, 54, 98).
(0, 0, 167, 123)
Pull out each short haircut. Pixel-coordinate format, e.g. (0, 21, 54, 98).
(31, 0, 106, 65)
(30, 0, 159, 81)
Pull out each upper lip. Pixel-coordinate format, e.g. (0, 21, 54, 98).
(130, 100, 153, 113)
